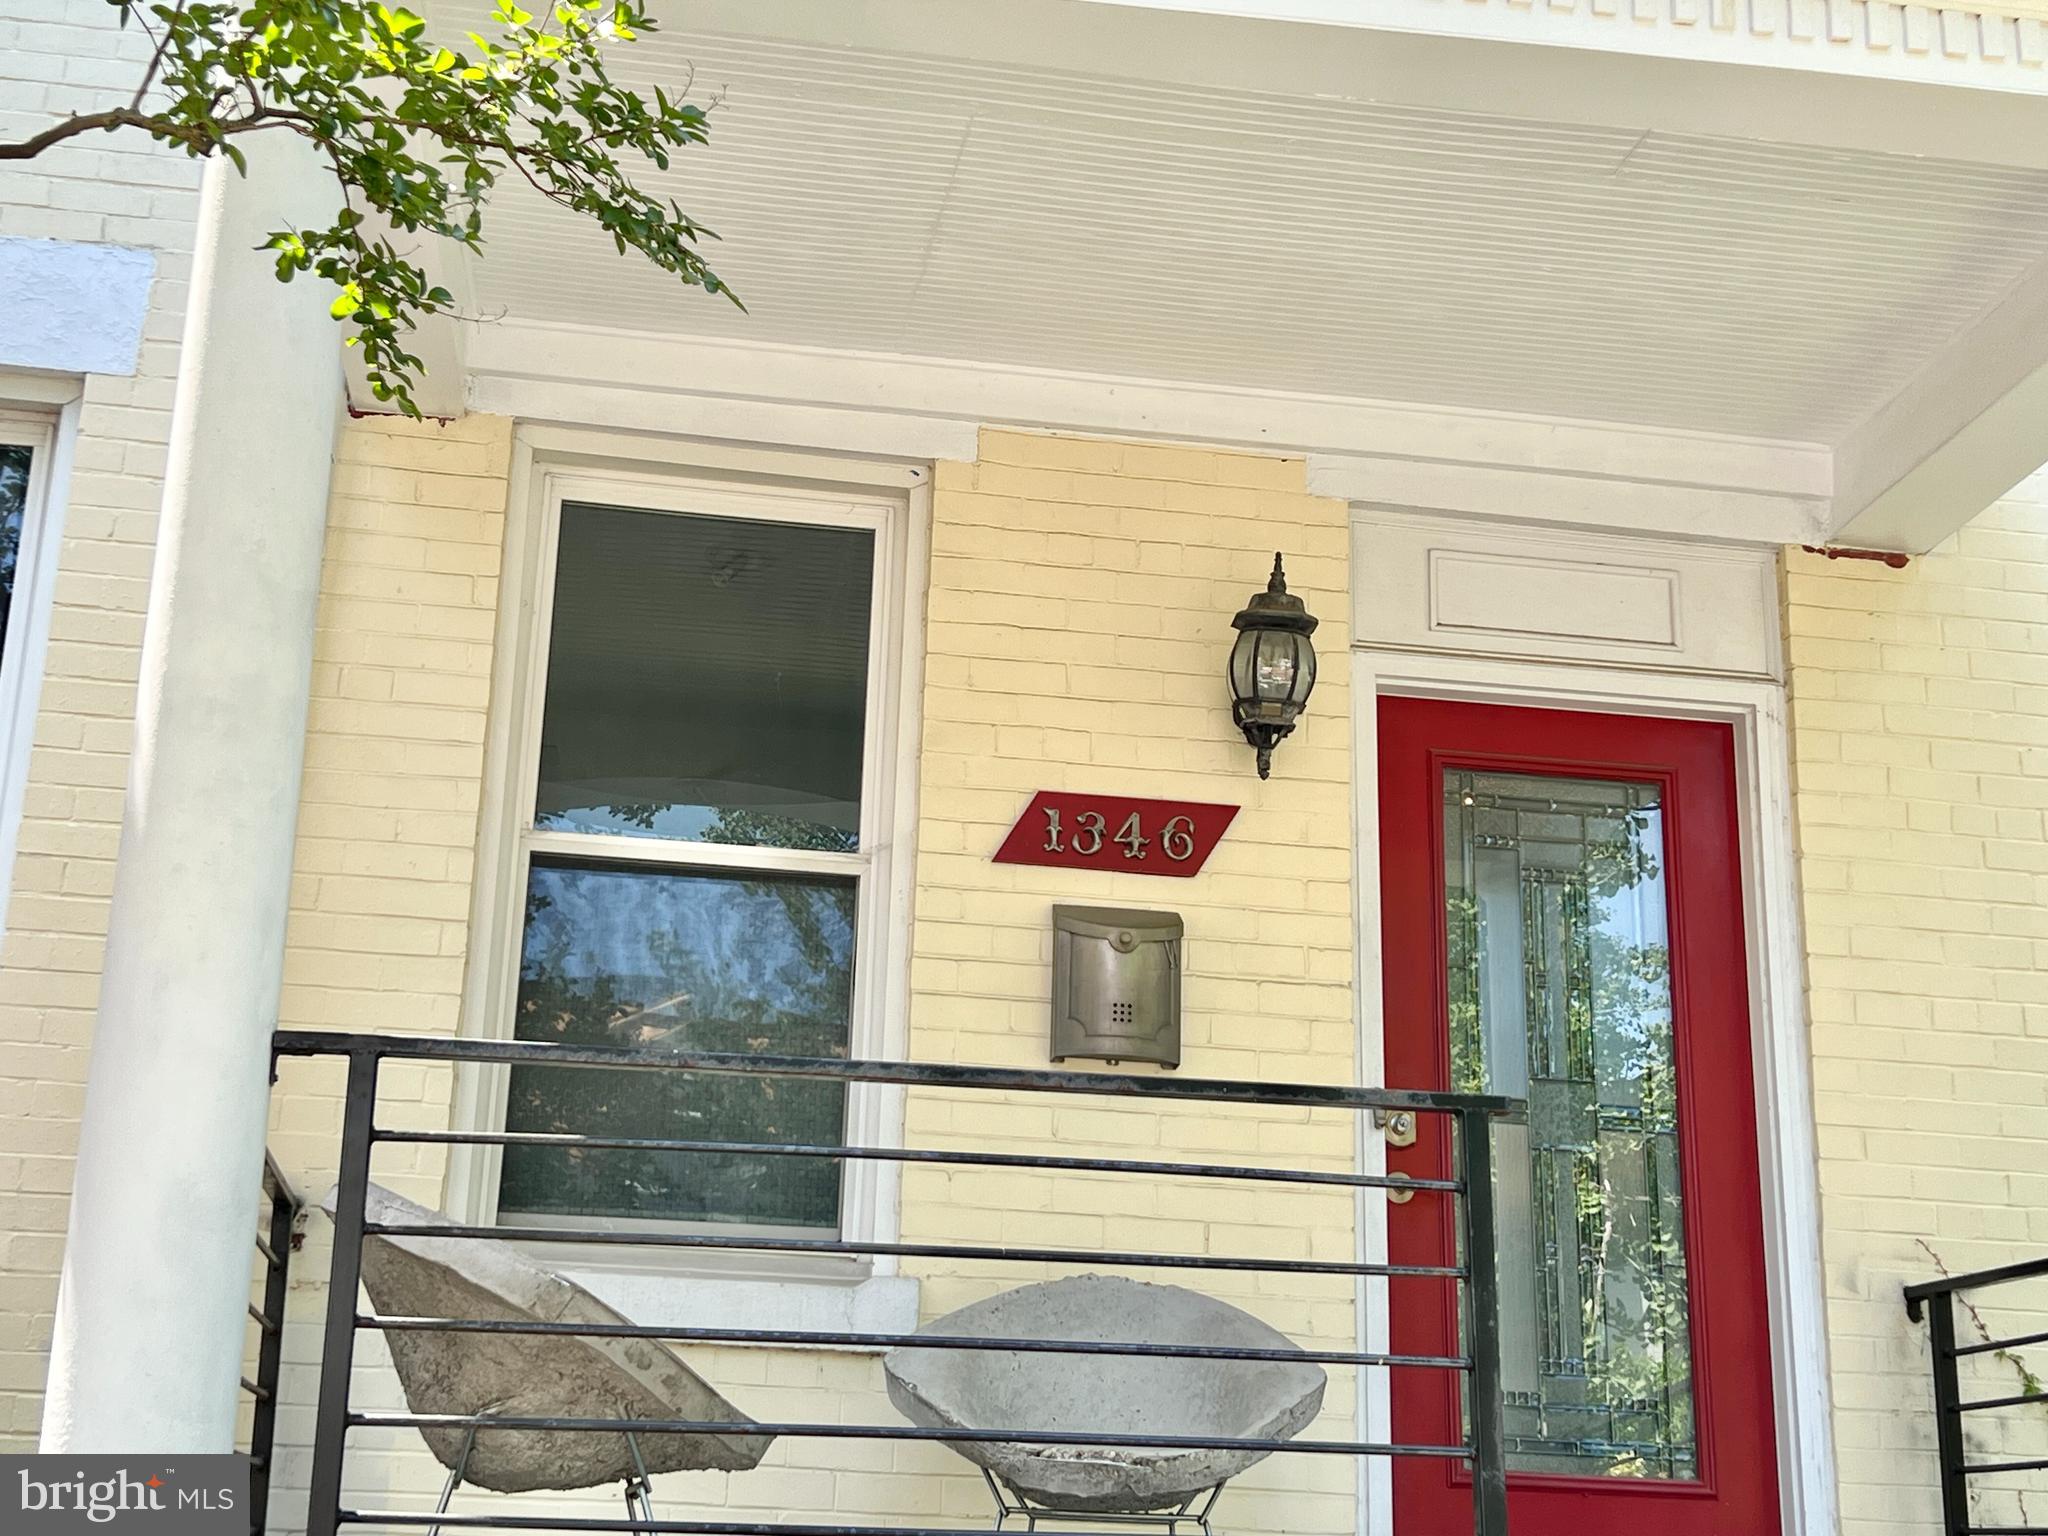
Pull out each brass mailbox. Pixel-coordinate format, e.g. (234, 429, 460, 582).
(1050, 906, 1183, 1068)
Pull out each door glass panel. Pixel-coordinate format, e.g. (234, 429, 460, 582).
(1445, 769, 1697, 1481)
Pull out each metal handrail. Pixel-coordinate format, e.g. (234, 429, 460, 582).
(1905, 1253, 2048, 1536)
(271, 1029, 1524, 1536)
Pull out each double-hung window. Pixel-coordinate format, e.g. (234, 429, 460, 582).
(488, 467, 913, 1242)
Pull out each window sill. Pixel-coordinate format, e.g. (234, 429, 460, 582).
(556, 1252, 921, 1351)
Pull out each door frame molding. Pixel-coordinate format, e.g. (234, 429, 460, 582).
(1346, 648, 1836, 1536)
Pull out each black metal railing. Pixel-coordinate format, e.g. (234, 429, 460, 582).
(1906, 1253, 2048, 1536)
(244, 1151, 302, 1536)
(272, 1029, 1525, 1536)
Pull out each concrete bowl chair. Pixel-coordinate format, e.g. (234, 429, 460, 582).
(883, 1274, 1326, 1528)
(320, 1183, 774, 1526)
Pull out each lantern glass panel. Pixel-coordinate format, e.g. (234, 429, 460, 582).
(1229, 628, 1259, 704)
(1292, 633, 1318, 706)
(1255, 634, 1299, 699)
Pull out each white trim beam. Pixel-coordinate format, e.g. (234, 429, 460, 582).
(340, 216, 475, 421)
(1830, 251, 2048, 553)
(466, 321, 1832, 545)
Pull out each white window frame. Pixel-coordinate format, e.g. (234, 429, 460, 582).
(0, 388, 78, 944)
(449, 428, 928, 1301)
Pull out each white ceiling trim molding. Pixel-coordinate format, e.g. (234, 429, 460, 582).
(462, 320, 1833, 545)
(1079, 0, 2048, 89)
(657, 0, 2048, 161)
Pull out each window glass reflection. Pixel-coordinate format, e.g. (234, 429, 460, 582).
(535, 503, 874, 852)
(0, 445, 30, 670)
(499, 861, 855, 1230)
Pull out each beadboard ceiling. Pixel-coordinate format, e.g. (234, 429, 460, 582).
(459, 17, 2048, 446)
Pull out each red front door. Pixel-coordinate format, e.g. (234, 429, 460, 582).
(1380, 698, 1780, 1535)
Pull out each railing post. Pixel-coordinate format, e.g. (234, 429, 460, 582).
(1924, 1293, 1972, 1536)
(305, 1050, 379, 1536)
(248, 1160, 297, 1536)
(1459, 1108, 1509, 1536)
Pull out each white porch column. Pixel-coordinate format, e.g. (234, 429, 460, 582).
(40, 136, 342, 1452)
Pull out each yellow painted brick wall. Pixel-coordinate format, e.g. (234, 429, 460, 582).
(894, 429, 1359, 1533)
(266, 412, 512, 1189)
(263, 428, 1361, 1534)
(262, 412, 515, 1510)
(1786, 497, 2048, 1536)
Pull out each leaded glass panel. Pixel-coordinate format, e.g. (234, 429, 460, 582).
(1445, 769, 1696, 1481)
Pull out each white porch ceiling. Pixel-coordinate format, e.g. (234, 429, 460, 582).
(462, 18, 2048, 446)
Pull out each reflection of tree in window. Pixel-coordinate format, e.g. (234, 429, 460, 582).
(0, 445, 30, 670)
(1445, 774, 1694, 1481)
(499, 863, 855, 1229)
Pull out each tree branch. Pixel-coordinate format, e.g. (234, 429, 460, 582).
(0, 107, 186, 160)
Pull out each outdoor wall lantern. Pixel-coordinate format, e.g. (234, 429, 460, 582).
(1228, 553, 1319, 779)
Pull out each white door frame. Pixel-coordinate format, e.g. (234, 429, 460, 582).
(1347, 647, 1837, 1536)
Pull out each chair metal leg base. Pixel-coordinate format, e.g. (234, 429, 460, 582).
(426, 1424, 481, 1536)
(983, 1469, 1224, 1536)
(424, 1423, 658, 1534)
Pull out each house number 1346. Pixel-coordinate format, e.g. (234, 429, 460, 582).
(991, 791, 1239, 879)
(1042, 807, 1198, 863)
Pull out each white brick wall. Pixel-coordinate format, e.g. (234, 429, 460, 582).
(1787, 496, 2048, 1536)
(0, 0, 203, 1446)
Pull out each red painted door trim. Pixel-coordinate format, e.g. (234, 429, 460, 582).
(1379, 698, 1781, 1536)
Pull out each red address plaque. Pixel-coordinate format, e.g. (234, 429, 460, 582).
(991, 791, 1238, 878)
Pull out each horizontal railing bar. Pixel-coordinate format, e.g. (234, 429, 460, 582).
(1964, 1458, 2048, 1476)
(374, 1129, 1464, 1193)
(372, 1130, 1458, 1204)
(347, 1412, 1472, 1460)
(337, 1523, 1177, 1536)
(254, 1236, 283, 1270)
(240, 1376, 271, 1402)
(346, 1518, 1459, 1536)
(338, 1523, 1177, 1536)
(357, 1314, 1471, 1371)
(271, 1031, 1523, 1116)
(247, 1304, 278, 1335)
(1957, 1328, 2048, 1358)
(364, 1222, 1464, 1280)
(1958, 1390, 2048, 1413)
(1906, 1254, 2048, 1303)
